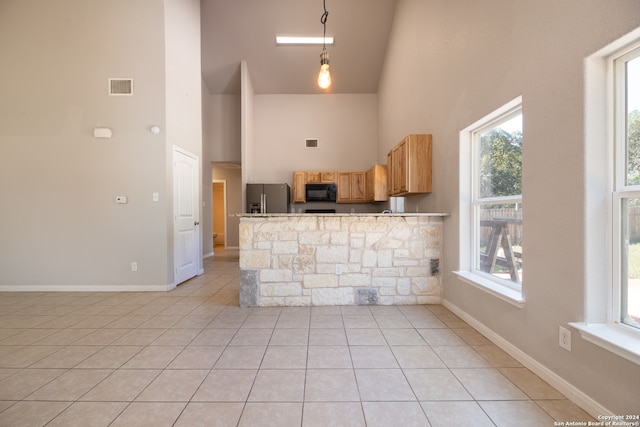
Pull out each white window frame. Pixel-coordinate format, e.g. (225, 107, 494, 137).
(571, 31, 640, 366)
(456, 96, 525, 307)
(612, 44, 640, 331)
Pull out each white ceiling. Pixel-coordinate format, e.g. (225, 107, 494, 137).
(201, 0, 398, 95)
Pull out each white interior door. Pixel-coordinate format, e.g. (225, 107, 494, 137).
(174, 147, 199, 285)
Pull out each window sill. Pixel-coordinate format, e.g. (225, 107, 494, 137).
(453, 270, 525, 308)
(569, 322, 640, 366)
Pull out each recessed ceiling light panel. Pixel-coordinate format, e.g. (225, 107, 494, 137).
(276, 36, 334, 45)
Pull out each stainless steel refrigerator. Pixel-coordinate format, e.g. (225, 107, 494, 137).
(246, 183, 291, 213)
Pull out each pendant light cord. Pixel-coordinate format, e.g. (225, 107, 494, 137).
(320, 0, 328, 49)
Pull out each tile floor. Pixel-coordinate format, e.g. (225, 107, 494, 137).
(0, 248, 596, 426)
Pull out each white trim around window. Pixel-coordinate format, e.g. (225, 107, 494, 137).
(582, 27, 640, 366)
(456, 96, 525, 307)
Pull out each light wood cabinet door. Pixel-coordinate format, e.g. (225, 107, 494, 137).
(305, 172, 321, 183)
(320, 171, 336, 183)
(351, 172, 366, 202)
(366, 168, 374, 201)
(366, 164, 388, 202)
(336, 172, 352, 202)
(392, 140, 407, 194)
(387, 152, 393, 196)
(293, 172, 306, 203)
(404, 134, 432, 194)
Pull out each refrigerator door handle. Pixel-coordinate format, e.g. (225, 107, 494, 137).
(261, 193, 266, 213)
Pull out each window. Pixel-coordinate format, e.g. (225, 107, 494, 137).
(457, 97, 524, 306)
(573, 30, 640, 366)
(613, 44, 640, 331)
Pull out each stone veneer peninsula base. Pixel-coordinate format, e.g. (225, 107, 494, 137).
(238, 213, 447, 307)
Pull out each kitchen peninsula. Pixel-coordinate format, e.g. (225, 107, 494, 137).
(238, 212, 448, 307)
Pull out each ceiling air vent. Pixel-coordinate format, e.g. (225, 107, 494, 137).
(305, 138, 318, 148)
(108, 78, 133, 96)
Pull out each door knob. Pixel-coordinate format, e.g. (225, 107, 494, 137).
(194, 221, 200, 226)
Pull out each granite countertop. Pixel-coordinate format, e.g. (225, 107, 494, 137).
(236, 212, 450, 217)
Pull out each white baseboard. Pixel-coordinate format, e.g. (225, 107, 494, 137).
(203, 251, 214, 259)
(0, 284, 172, 292)
(442, 299, 613, 419)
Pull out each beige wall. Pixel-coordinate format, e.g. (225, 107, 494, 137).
(0, 0, 167, 289)
(0, 0, 202, 290)
(205, 95, 241, 163)
(377, 0, 640, 414)
(251, 94, 378, 185)
(165, 0, 202, 157)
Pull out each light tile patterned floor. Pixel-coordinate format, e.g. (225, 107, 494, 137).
(0, 248, 595, 426)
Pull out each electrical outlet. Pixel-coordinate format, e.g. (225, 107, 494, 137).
(131, 262, 138, 272)
(559, 326, 571, 351)
(335, 264, 342, 275)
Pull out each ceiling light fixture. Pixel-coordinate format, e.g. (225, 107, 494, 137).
(276, 36, 334, 45)
(317, 0, 331, 89)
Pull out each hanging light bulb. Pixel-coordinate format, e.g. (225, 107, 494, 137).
(318, 0, 331, 89)
(318, 47, 331, 89)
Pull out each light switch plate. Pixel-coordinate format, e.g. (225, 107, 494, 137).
(115, 196, 127, 204)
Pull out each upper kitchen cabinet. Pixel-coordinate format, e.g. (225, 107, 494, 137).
(387, 134, 432, 196)
(305, 171, 336, 183)
(294, 168, 384, 203)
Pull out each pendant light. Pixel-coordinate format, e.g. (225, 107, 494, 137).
(317, 0, 331, 89)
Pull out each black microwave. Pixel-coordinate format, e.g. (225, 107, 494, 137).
(306, 183, 337, 202)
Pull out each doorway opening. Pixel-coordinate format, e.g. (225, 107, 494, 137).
(212, 180, 227, 248)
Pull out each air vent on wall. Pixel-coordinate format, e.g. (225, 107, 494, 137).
(108, 78, 133, 96)
(305, 138, 318, 148)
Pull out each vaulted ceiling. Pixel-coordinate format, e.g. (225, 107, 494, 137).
(200, 0, 398, 95)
